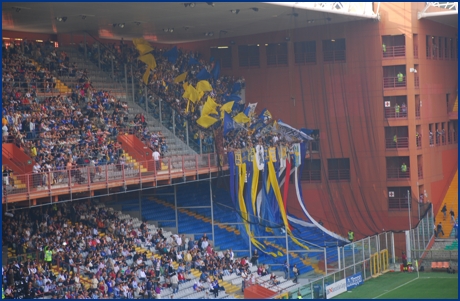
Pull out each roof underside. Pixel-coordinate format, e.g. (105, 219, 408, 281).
(2, 2, 378, 43)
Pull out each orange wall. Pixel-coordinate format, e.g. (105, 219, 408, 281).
(2, 143, 33, 174)
(4, 3, 457, 243)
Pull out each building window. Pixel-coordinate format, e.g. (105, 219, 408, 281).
(386, 157, 410, 180)
(384, 96, 408, 119)
(327, 158, 350, 181)
(238, 45, 260, 67)
(388, 187, 411, 210)
(385, 126, 409, 149)
(323, 38, 346, 63)
(383, 65, 406, 89)
(294, 41, 316, 64)
(426, 35, 439, 59)
(266, 43, 288, 66)
(301, 159, 321, 183)
(382, 34, 406, 58)
(309, 129, 320, 152)
(210, 46, 232, 68)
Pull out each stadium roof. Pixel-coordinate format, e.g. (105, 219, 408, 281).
(2, 2, 379, 43)
(417, 2, 458, 28)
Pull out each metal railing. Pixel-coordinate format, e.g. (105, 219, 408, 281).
(387, 167, 410, 180)
(385, 137, 409, 149)
(383, 76, 406, 88)
(327, 169, 350, 181)
(384, 107, 408, 119)
(414, 45, 419, 59)
(414, 74, 420, 88)
(416, 136, 422, 149)
(2, 153, 226, 204)
(272, 232, 395, 299)
(300, 170, 321, 183)
(382, 45, 406, 58)
(323, 50, 346, 63)
(418, 166, 423, 180)
(388, 197, 409, 210)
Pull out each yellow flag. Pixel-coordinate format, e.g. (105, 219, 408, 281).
(197, 91, 205, 102)
(220, 101, 234, 119)
(202, 96, 218, 116)
(233, 112, 250, 124)
(138, 53, 157, 70)
(143, 67, 150, 85)
(183, 82, 189, 91)
(174, 72, 188, 83)
(196, 115, 218, 128)
(132, 38, 154, 56)
(196, 80, 213, 92)
(182, 85, 200, 103)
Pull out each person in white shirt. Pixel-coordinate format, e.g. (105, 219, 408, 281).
(201, 239, 209, 250)
(152, 149, 161, 170)
(176, 235, 182, 251)
(137, 268, 147, 281)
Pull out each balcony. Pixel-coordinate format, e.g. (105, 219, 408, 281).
(385, 137, 409, 149)
(384, 107, 408, 119)
(323, 50, 346, 63)
(383, 45, 406, 58)
(414, 74, 420, 89)
(388, 198, 409, 210)
(2, 154, 226, 204)
(301, 170, 321, 183)
(418, 166, 423, 180)
(448, 132, 457, 144)
(383, 76, 406, 89)
(328, 169, 350, 181)
(415, 106, 421, 119)
(387, 167, 410, 180)
(416, 136, 422, 149)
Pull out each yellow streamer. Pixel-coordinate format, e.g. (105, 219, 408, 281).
(251, 149, 259, 216)
(267, 161, 310, 250)
(238, 164, 278, 257)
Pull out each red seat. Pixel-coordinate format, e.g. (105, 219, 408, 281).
(442, 262, 450, 269)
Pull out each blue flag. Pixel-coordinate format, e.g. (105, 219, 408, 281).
(223, 112, 235, 136)
(211, 60, 220, 80)
(188, 57, 199, 65)
(231, 82, 242, 94)
(301, 128, 314, 135)
(224, 94, 242, 103)
(196, 68, 211, 80)
(163, 46, 178, 64)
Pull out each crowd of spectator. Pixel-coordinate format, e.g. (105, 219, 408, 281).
(1, 38, 309, 300)
(2, 40, 170, 189)
(2, 199, 276, 299)
(76, 39, 245, 153)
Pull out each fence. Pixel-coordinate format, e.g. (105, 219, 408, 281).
(2, 153, 226, 205)
(408, 203, 436, 262)
(271, 232, 395, 299)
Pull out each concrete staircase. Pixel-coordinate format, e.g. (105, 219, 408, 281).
(435, 170, 458, 237)
(57, 45, 199, 164)
(56, 45, 126, 95)
(30, 59, 72, 94)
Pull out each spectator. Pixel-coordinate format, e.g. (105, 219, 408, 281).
(441, 204, 447, 220)
(437, 222, 445, 237)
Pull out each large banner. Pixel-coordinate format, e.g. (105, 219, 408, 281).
(346, 272, 364, 291)
(326, 279, 347, 299)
